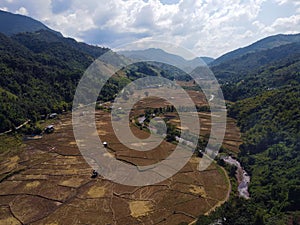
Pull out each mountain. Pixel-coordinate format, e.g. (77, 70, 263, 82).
(0, 30, 119, 132)
(0, 10, 62, 36)
(0, 10, 193, 133)
(199, 57, 214, 65)
(12, 29, 110, 59)
(211, 33, 300, 67)
(197, 36, 300, 224)
(221, 49, 300, 101)
(210, 33, 300, 103)
(119, 48, 213, 72)
(0, 30, 191, 132)
(198, 83, 300, 223)
(212, 41, 300, 82)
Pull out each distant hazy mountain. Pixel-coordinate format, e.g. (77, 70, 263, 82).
(211, 33, 300, 66)
(198, 57, 214, 65)
(0, 10, 62, 36)
(118, 48, 214, 72)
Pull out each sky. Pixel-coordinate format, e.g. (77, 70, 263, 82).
(0, 0, 299, 58)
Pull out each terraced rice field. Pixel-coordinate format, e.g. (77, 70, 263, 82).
(0, 85, 242, 224)
(0, 111, 230, 225)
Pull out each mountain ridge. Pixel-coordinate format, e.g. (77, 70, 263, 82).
(119, 48, 214, 72)
(0, 10, 62, 36)
(212, 41, 300, 82)
(210, 33, 300, 67)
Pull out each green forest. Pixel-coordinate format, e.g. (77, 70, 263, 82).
(197, 87, 300, 225)
(196, 41, 300, 224)
(0, 30, 104, 132)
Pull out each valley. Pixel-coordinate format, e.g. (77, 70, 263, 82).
(0, 8, 299, 225)
(0, 83, 243, 224)
(0, 104, 242, 224)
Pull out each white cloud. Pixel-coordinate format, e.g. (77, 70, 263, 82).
(0, 0, 299, 57)
(266, 14, 300, 33)
(275, 0, 289, 5)
(46, 10, 97, 33)
(15, 7, 28, 15)
(0, 7, 8, 11)
(274, 0, 300, 5)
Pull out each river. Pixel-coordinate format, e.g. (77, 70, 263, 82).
(223, 156, 250, 199)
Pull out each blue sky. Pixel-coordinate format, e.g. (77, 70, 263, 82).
(0, 0, 299, 58)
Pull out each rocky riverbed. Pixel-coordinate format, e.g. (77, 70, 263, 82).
(223, 156, 250, 199)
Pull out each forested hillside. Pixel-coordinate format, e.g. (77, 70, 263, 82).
(0, 30, 111, 132)
(0, 30, 191, 132)
(221, 46, 300, 101)
(210, 33, 300, 67)
(197, 35, 300, 225)
(197, 90, 300, 225)
(212, 42, 300, 83)
(230, 86, 300, 223)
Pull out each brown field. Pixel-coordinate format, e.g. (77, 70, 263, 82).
(0, 110, 231, 225)
(130, 87, 242, 154)
(0, 84, 241, 224)
(129, 88, 207, 117)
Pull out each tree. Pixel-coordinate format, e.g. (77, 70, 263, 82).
(0, 114, 11, 132)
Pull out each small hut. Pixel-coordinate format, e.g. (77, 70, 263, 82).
(103, 142, 108, 148)
(49, 113, 58, 119)
(91, 170, 98, 178)
(45, 125, 54, 134)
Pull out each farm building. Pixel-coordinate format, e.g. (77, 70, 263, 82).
(45, 125, 54, 134)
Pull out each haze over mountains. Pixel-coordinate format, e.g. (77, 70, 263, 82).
(119, 48, 214, 72)
(118, 33, 300, 75)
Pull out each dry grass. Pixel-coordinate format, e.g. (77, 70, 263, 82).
(25, 181, 41, 189)
(189, 185, 207, 197)
(87, 186, 106, 198)
(129, 201, 153, 218)
(0, 217, 21, 225)
(59, 178, 85, 188)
